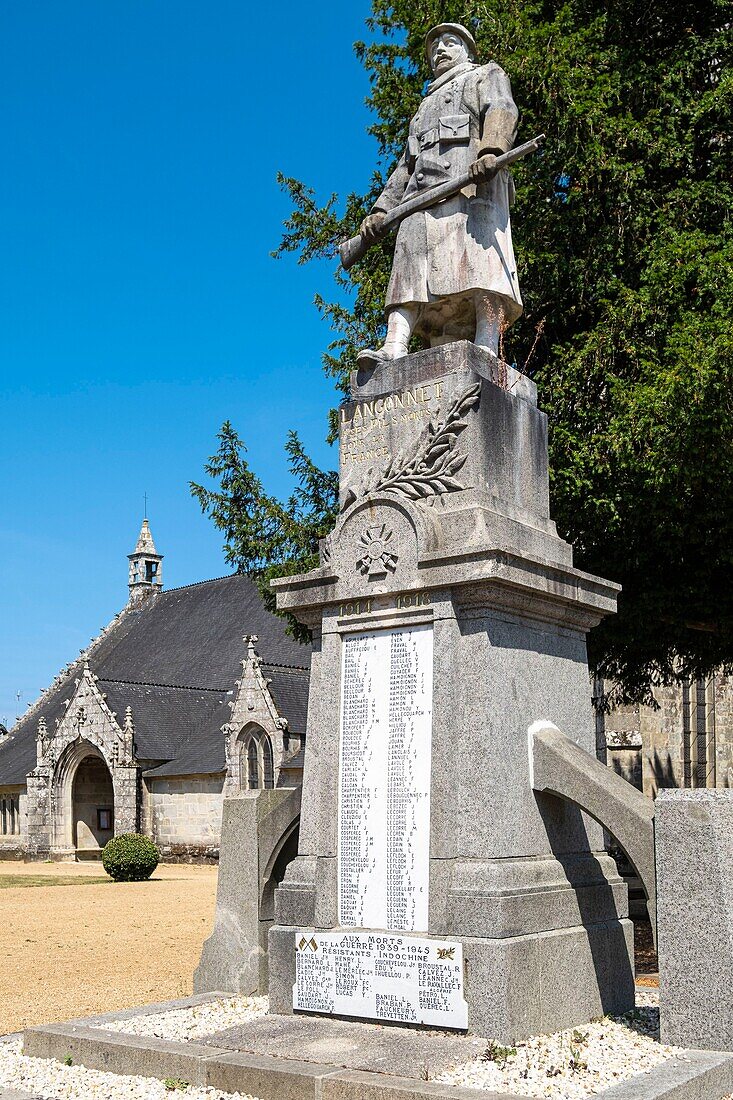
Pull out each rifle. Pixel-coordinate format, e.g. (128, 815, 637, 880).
(339, 133, 545, 271)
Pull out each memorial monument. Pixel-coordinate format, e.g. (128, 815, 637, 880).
(267, 23, 634, 1041)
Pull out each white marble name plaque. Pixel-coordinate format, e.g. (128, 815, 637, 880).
(294, 930, 468, 1030)
(338, 625, 433, 931)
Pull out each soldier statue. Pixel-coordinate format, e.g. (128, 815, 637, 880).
(354, 23, 524, 367)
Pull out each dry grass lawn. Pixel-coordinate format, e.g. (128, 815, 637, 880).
(0, 860, 218, 1034)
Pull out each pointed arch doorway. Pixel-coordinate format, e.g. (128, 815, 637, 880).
(57, 743, 114, 859)
(72, 754, 114, 857)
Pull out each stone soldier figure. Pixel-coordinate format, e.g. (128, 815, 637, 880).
(358, 23, 523, 366)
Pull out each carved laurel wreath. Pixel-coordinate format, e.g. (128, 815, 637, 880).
(342, 380, 481, 510)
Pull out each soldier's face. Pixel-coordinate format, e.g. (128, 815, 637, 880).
(430, 33, 469, 76)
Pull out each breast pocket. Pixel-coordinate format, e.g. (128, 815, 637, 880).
(439, 113, 470, 144)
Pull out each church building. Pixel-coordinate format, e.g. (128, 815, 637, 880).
(0, 521, 310, 861)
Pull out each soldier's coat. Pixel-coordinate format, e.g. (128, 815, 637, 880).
(373, 60, 523, 339)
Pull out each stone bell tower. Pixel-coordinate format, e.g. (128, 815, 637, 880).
(127, 518, 163, 605)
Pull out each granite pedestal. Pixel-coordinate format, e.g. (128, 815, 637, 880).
(269, 342, 634, 1041)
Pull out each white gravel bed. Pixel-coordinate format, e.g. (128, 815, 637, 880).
(0, 1036, 261, 1099)
(436, 999, 685, 1099)
(98, 996, 268, 1042)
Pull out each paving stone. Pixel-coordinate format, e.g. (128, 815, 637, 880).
(199, 1012, 488, 1078)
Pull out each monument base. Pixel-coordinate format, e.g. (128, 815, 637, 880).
(269, 341, 635, 1042)
(268, 920, 634, 1042)
(269, 870, 634, 1043)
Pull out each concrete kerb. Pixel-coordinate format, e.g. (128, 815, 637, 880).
(22, 1023, 233, 1089)
(59, 989, 231, 1028)
(21, 1020, 531, 1100)
(599, 1049, 733, 1099)
(20, 1008, 733, 1100)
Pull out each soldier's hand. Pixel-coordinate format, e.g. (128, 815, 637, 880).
(360, 211, 387, 243)
(469, 153, 499, 183)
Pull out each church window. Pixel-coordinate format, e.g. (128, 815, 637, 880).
(247, 738, 259, 789)
(262, 736, 274, 789)
(243, 730, 276, 790)
(1, 797, 19, 836)
(682, 677, 716, 788)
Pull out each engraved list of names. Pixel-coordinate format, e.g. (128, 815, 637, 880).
(338, 625, 433, 932)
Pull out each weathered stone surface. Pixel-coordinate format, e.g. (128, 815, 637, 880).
(338, 344, 568, 569)
(200, 1012, 488, 1078)
(321, 1076, 530, 1100)
(149, 774, 224, 847)
(530, 720, 657, 939)
(269, 341, 633, 1040)
(194, 788, 300, 995)
(656, 789, 733, 1050)
(23, 1008, 530, 1100)
(222, 636, 304, 795)
(205, 1051, 343, 1100)
(25, 664, 139, 857)
(354, 30, 523, 361)
(351, 341, 536, 404)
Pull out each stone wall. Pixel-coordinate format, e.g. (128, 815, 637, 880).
(149, 774, 224, 855)
(600, 673, 733, 797)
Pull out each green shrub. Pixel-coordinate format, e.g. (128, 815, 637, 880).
(102, 833, 159, 882)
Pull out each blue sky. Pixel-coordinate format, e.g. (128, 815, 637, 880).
(0, 0, 379, 726)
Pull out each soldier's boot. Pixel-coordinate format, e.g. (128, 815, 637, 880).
(474, 292, 504, 356)
(357, 305, 417, 367)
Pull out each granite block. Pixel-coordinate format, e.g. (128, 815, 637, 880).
(656, 789, 733, 1050)
(194, 789, 300, 996)
(267, 925, 298, 1016)
(461, 921, 633, 1042)
(321, 1071, 532, 1100)
(268, 341, 629, 1038)
(600, 1049, 733, 1099)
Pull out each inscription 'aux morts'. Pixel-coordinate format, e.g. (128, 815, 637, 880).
(338, 626, 433, 933)
(293, 931, 468, 1030)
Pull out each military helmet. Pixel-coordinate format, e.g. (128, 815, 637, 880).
(425, 22, 478, 63)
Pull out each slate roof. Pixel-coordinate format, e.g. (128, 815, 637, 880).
(0, 574, 311, 787)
